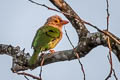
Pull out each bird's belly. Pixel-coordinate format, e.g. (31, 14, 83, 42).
(48, 38, 61, 49)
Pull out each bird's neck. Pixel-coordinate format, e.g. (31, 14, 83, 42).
(45, 24, 62, 31)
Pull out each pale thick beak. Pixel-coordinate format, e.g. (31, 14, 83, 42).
(61, 20, 69, 25)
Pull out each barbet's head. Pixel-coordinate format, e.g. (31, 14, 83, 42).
(45, 15, 69, 30)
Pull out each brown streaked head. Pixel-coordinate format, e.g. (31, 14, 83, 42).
(45, 15, 69, 29)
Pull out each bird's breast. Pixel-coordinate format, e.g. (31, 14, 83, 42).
(48, 33, 62, 49)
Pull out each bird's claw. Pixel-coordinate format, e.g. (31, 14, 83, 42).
(49, 49, 55, 53)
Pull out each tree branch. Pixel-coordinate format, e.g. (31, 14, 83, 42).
(0, 31, 120, 72)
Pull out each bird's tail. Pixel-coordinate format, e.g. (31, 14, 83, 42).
(29, 50, 40, 66)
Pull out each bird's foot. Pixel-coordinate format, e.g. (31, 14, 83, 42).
(49, 49, 55, 53)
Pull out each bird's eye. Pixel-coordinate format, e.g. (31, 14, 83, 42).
(54, 19, 59, 23)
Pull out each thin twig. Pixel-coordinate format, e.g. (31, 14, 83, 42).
(112, 69, 118, 80)
(64, 27, 74, 48)
(39, 65, 42, 79)
(105, 37, 113, 80)
(64, 26, 86, 80)
(39, 56, 44, 79)
(24, 75, 29, 80)
(105, 2, 115, 79)
(16, 72, 41, 80)
(106, 0, 110, 31)
(28, 0, 73, 16)
(39, 63, 42, 79)
(39, 53, 45, 79)
(107, 55, 118, 80)
(28, 0, 60, 12)
(75, 52, 86, 80)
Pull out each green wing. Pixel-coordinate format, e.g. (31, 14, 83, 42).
(32, 25, 60, 51)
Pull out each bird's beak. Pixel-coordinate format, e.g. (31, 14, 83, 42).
(61, 20, 69, 25)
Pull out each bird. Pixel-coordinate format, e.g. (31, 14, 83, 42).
(29, 15, 69, 66)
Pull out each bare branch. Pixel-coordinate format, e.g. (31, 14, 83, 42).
(28, 0, 75, 17)
(0, 30, 120, 72)
(64, 26, 86, 80)
(64, 26, 74, 48)
(106, 0, 110, 31)
(28, 0, 61, 13)
(105, 37, 113, 80)
(106, 55, 118, 80)
(16, 72, 41, 80)
(113, 69, 118, 80)
(24, 75, 29, 80)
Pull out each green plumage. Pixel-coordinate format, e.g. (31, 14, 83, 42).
(29, 25, 61, 66)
